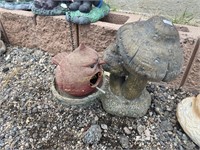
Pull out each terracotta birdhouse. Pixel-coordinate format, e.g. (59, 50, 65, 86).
(52, 44, 104, 97)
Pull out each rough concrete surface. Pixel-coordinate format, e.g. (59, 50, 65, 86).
(106, 0, 200, 25)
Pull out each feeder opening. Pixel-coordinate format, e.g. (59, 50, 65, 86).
(90, 72, 101, 87)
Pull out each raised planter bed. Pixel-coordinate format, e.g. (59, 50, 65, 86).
(0, 8, 199, 91)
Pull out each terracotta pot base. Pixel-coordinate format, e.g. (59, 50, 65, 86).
(51, 76, 106, 106)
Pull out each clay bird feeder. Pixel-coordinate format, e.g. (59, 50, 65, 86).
(177, 94, 200, 147)
(101, 16, 183, 117)
(51, 44, 106, 105)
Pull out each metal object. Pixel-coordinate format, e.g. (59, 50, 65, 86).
(180, 38, 200, 87)
(75, 24, 79, 47)
(33, 14, 37, 26)
(66, 4, 75, 51)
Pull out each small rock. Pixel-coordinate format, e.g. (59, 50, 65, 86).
(137, 125, 145, 135)
(119, 136, 129, 149)
(181, 134, 188, 140)
(168, 131, 173, 135)
(160, 120, 173, 131)
(0, 139, 4, 147)
(82, 125, 102, 145)
(166, 105, 172, 111)
(100, 124, 108, 130)
(179, 145, 184, 150)
(123, 127, 131, 135)
(149, 112, 153, 116)
(2, 67, 9, 73)
(94, 116, 99, 121)
(25, 143, 29, 148)
(5, 54, 10, 61)
(37, 105, 42, 109)
(155, 107, 163, 115)
(32, 133, 38, 139)
(144, 128, 151, 140)
(53, 126, 57, 130)
(32, 107, 38, 113)
(4, 144, 10, 150)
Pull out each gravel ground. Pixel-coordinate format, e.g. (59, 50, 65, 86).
(0, 46, 200, 149)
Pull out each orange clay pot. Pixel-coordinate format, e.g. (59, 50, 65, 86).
(52, 44, 104, 97)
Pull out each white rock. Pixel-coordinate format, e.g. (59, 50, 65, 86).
(100, 124, 108, 130)
(144, 128, 151, 141)
(123, 127, 131, 135)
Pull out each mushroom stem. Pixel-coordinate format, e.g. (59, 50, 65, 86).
(109, 73, 125, 96)
(121, 73, 148, 100)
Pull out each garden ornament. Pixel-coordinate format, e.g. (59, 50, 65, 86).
(32, 0, 67, 15)
(0, 0, 32, 10)
(68, 0, 103, 13)
(177, 94, 200, 147)
(101, 16, 183, 117)
(34, 0, 59, 10)
(65, 0, 110, 24)
(51, 43, 106, 105)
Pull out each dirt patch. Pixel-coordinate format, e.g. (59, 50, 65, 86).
(166, 37, 199, 92)
(176, 26, 189, 32)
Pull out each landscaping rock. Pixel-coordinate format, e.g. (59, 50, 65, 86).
(82, 125, 102, 145)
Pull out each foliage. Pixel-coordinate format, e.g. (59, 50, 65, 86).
(172, 9, 194, 25)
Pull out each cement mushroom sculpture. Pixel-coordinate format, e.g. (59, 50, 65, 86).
(101, 16, 183, 117)
(51, 44, 106, 105)
(177, 94, 200, 147)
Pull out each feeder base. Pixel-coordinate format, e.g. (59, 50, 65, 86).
(51, 77, 106, 106)
(100, 80, 151, 118)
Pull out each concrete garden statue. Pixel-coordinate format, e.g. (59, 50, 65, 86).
(101, 16, 183, 117)
(51, 43, 106, 105)
(177, 94, 200, 147)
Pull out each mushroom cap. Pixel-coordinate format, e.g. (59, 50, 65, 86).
(117, 16, 183, 82)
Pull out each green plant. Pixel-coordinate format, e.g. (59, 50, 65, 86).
(104, 0, 118, 11)
(172, 9, 194, 24)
